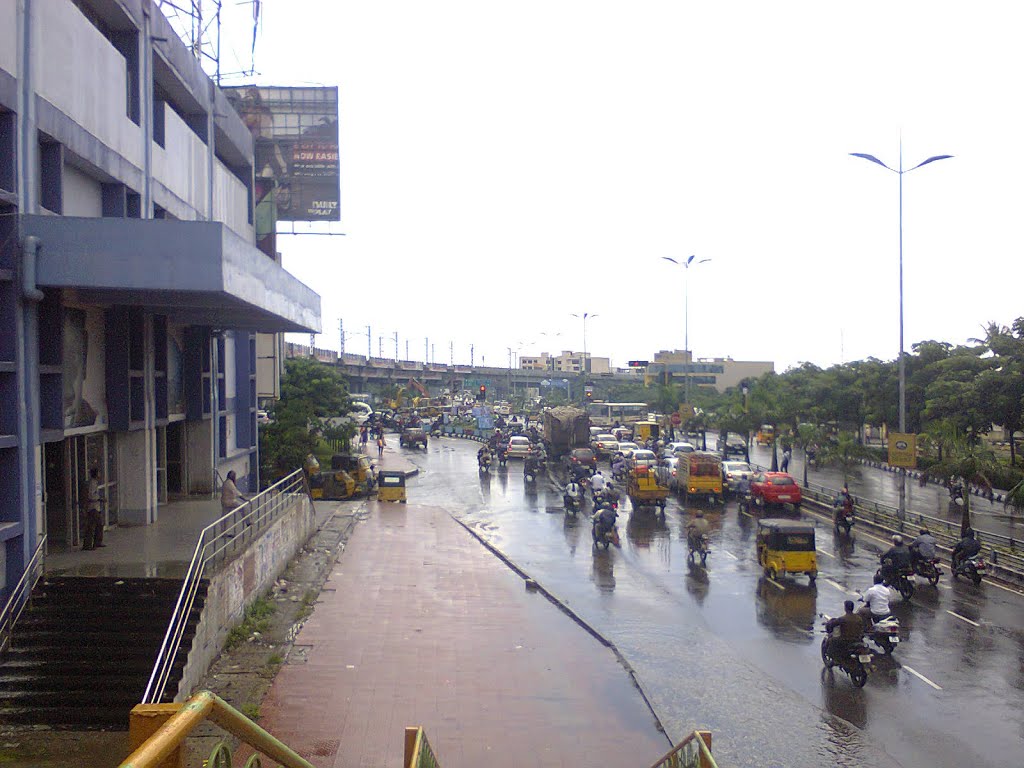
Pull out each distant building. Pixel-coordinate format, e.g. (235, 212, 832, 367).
(649, 350, 773, 393)
(521, 351, 610, 375)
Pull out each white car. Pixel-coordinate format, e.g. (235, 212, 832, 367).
(591, 434, 619, 458)
(665, 441, 696, 455)
(616, 441, 640, 458)
(662, 456, 680, 490)
(722, 460, 754, 493)
(630, 449, 658, 468)
(506, 436, 533, 459)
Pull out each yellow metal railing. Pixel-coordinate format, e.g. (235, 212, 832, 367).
(119, 690, 314, 768)
(648, 730, 717, 768)
(404, 726, 441, 768)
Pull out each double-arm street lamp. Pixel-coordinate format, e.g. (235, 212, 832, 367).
(662, 255, 711, 407)
(850, 146, 952, 522)
(570, 313, 598, 379)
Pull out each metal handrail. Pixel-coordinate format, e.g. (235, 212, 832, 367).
(119, 690, 314, 768)
(799, 480, 1024, 572)
(0, 535, 47, 655)
(648, 730, 718, 768)
(142, 469, 310, 704)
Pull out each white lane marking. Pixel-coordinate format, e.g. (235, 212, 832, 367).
(816, 547, 835, 558)
(987, 579, 1024, 597)
(902, 665, 943, 691)
(823, 578, 856, 596)
(766, 578, 786, 591)
(946, 610, 981, 627)
(740, 509, 754, 519)
(720, 550, 738, 560)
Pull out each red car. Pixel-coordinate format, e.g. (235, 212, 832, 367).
(751, 472, 802, 508)
(562, 448, 597, 475)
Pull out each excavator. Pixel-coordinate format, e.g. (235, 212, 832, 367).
(387, 378, 433, 411)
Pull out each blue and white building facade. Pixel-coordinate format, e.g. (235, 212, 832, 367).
(0, 0, 321, 594)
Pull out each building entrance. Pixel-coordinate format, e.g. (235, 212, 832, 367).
(43, 434, 116, 552)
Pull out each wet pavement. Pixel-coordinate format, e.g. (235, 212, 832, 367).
(403, 436, 1024, 768)
(250, 463, 670, 767)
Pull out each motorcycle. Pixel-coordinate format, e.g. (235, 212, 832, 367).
(687, 531, 709, 567)
(833, 503, 854, 535)
(497, 450, 508, 469)
(524, 460, 539, 484)
(591, 518, 620, 549)
(953, 556, 986, 586)
(862, 614, 901, 655)
(876, 562, 915, 600)
(913, 557, 943, 586)
(821, 632, 871, 688)
(478, 454, 491, 474)
(564, 493, 582, 515)
(948, 483, 965, 507)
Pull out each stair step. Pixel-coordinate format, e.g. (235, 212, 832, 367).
(0, 704, 133, 729)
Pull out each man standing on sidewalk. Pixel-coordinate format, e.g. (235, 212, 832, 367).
(81, 468, 105, 550)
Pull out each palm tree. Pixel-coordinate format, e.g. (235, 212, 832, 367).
(818, 431, 866, 487)
(923, 432, 997, 537)
(795, 423, 825, 488)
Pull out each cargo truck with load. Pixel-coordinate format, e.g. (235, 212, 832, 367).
(543, 406, 591, 458)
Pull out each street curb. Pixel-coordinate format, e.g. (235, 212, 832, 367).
(450, 515, 675, 747)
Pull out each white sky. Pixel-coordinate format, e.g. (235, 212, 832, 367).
(213, 1, 1024, 373)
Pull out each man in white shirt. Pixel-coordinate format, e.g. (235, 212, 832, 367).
(590, 470, 606, 501)
(858, 573, 891, 628)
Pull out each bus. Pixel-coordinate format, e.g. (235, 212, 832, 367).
(586, 402, 651, 427)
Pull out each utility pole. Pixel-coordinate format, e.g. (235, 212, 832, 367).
(450, 341, 453, 365)
(470, 344, 474, 367)
(378, 337, 383, 358)
(366, 325, 371, 360)
(431, 344, 435, 365)
(393, 332, 399, 360)
(339, 318, 345, 355)
(406, 340, 409, 360)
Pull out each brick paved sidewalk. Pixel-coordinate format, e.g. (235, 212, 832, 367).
(253, 502, 669, 768)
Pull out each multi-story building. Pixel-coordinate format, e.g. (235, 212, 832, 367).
(519, 351, 611, 375)
(0, 0, 320, 594)
(649, 350, 773, 393)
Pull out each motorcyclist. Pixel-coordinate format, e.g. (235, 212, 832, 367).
(477, 445, 492, 468)
(523, 450, 540, 479)
(836, 486, 854, 517)
(610, 454, 628, 480)
(952, 528, 982, 570)
(857, 573, 892, 629)
(879, 534, 912, 585)
(603, 481, 621, 508)
(563, 478, 582, 510)
(592, 503, 618, 540)
(533, 442, 548, 462)
(569, 461, 590, 484)
(825, 600, 865, 662)
(686, 510, 710, 551)
(591, 470, 607, 500)
(495, 442, 508, 465)
(948, 477, 965, 503)
(910, 527, 938, 570)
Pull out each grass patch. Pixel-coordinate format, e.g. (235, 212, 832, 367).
(240, 702, 261, 721)
(295, 590, 318, 621)
(225, 596, 277, 650)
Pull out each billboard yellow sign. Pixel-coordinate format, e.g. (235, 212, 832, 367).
(888, 433, 917, 468)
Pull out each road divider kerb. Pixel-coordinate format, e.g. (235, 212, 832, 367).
(450, 514, 675, 747)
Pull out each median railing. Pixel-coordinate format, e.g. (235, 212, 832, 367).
(120, 690, 314, 768)
(404, 726, 442, 767)
(800, 480, 1024, 576)
(0, 535, 46, 655)
(142, 469, 310, 704)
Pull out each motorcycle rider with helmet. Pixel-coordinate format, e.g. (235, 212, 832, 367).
(686, 510, 710, 552)
(857, 572, 892, 628)
(477, 444, 492, 469)
(592, 503, 618, 541)
(880, 534, 912, 585)
(910, 527, 938, 571)
(563, 477, 582, 511)
(952, 528, 982, 571)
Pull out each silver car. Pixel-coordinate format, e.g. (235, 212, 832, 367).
(722, 460, 753, 493)
(591, 434, 619, 458)
(506, 436, 533, 459)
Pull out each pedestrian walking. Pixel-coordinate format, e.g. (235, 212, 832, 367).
(377, 433, 386, 458)
(81, 468, 105, 550)
(360, 424, 369, 448)
(780, 446, 792, 473)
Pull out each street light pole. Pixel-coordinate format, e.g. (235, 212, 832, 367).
(570, 313, 598, 380)
(662, 255, 711, 407)
(851, 145, 952, 523)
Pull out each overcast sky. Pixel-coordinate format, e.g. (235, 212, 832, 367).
(212, 1, 1024, 373)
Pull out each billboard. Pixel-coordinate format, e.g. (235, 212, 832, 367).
(225, 85, 340, 223)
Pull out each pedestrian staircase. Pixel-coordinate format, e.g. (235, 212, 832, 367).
(0, 576, 208, 729)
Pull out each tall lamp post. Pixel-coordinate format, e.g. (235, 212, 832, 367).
(570, 313, 598, 381)
(662, 255, 711, 408)
(851, 146, 952, 523)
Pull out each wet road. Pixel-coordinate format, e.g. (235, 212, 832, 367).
(398, 436, 1024, 768)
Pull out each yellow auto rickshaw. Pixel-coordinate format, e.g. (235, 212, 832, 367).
(756, 518, 817, 583)
(331, 453, 377, 495)
(376, 470, 407, 503)
(305, 453, 357, 500)
(756, 424, 775, 446)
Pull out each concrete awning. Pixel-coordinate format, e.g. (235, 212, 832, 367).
(23, 215, 321, 333)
